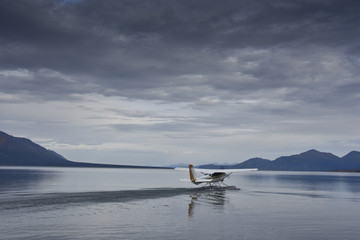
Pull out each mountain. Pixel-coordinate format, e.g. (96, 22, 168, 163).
(198, 158, 271, 169)
(263, 149, 341, 171)
(198, 149, 360, 171)
(341, 151, 360, 169)
(0, 131, 168, 169)
(231, 157, 272, 169)
(0, 131, 73, 166)
(166, 163, 189, 168)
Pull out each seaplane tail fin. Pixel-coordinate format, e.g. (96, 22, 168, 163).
(188, 164, 196, 182)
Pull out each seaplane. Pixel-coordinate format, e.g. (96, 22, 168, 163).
(175, 164, 258, 187)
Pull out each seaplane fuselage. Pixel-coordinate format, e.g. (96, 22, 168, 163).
(176, 164, 258, 186)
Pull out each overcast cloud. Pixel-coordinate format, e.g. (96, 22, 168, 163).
(1, 0, 360, 165)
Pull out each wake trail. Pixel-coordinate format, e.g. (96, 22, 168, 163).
(0, 186, 239, 210)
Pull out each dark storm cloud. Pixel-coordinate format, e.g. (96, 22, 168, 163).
(1, 0, 360, 104)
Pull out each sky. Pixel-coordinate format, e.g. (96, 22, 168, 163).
(1, 0, 360, 166)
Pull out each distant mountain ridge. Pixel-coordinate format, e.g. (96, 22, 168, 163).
(2, 130, 360, 171)
(0, 131, 167, 169)
(198, 149, 360, 171)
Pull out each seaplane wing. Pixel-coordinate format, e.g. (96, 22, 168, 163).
(174, 167, 258, 173)
(175, 164, 258, 186)
(194, 168, 258, 174)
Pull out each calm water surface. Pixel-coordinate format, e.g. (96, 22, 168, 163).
(1, 167, 360, 240)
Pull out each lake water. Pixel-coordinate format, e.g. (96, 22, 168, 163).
(1, 167, 360, 240)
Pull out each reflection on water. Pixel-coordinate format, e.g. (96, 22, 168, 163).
(241, 172, 360, 193)
(252, 190, 328, 199)
(187, 186, 239, 218)
(0, 168, 58, 193)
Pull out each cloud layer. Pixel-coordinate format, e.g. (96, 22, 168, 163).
(1, 0, 360, 165)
